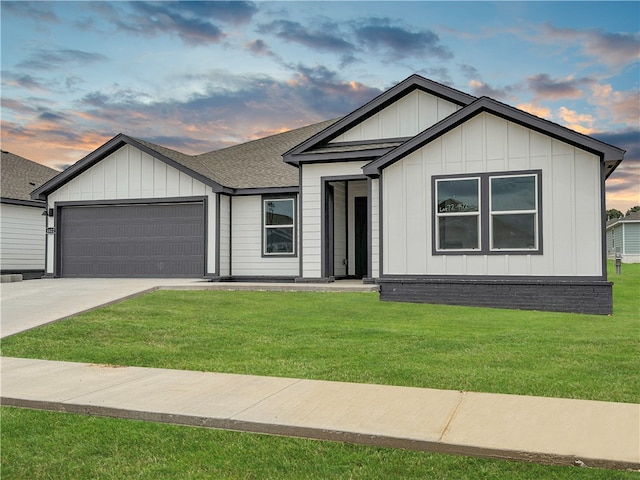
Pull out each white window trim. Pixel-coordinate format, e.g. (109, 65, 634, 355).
(263, 197, 296, 256)
(489, 174, 539, 252)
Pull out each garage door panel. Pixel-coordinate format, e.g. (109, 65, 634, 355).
(60, 203, 205, 278)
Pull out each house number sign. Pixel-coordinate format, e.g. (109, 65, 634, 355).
(46, 227, 56, 234)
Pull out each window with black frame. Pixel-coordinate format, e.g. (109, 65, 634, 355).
(433, 171, 540, 254)
(263, 198, 295, 255)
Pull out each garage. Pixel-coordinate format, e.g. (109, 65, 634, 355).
(58, 201, 205, 278)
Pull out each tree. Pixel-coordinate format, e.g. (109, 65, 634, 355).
(626, 206, 640, 217)
(607, 209, 624, 220)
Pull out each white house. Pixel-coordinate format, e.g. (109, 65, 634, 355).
(1, 151, 59, 279)
(31, 75, 625, 314)
(607, 211, 640, 263)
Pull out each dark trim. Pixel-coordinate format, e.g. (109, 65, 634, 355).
(233, 186, 299, 196)
(377, 276, 613, 314)
(600, 163, 608, 280)
(286, 148, 396, 166)
(284, 74, 476, 163)
(363, 97, 625, 177)
(0, 197, 46, 208)
(322, 137, 411, 148)
(430, 170, 543, 256)
(261, 194, 297, 258)
(215, 193, 221, 277)
(53, 196, 208, 278)
(344, 182, 350, 275)
(31, 134, 225, 200)
(298, 167, 304, 278)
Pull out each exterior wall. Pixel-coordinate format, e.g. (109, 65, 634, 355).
(623, 223, 640, 255)
(382, 112, 604, 277)
(219, 194, 231, 276)
(331, 90, 461, 142)
(45, 145, 216, 276)
(300, 161, 368, 278)
(370, 178, 380, 279)
(231, 195, 299, 277)
(0, 203, 46, 273)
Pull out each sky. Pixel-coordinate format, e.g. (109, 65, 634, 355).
(1, 1, 638, 212)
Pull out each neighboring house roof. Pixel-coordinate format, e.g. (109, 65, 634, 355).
(362, 95, 625, 177)
(1, 151, 59, 206)
(32, 119, 338, 200)
(607, 211, 640, 229)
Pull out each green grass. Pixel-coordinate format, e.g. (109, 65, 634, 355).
(2, 262, 638, 478)
(2, 407, 637, 480)
(2, 263, 639, 403)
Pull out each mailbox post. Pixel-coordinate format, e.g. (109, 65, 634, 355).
(615, 252, 622, 275)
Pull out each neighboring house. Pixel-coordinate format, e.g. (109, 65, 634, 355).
(1, 151, 59, 279)
(31, 74, 625, 314)
(607, 211, 640, 263)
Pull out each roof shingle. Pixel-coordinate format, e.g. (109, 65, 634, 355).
(1, 151, 59, 201)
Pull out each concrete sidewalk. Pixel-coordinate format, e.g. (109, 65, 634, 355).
(2, 357, 638, 471)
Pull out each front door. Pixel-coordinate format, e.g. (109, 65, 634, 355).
(354, 196, 368, 278)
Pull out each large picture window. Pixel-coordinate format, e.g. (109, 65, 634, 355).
(433, 171, 541, 254)
(263, 198, 295, 255)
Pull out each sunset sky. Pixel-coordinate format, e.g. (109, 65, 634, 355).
(1, 1, 638, 211)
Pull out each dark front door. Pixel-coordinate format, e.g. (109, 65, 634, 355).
(354, 196, 368, 278)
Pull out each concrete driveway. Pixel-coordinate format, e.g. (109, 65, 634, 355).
(0, 278, 203, 338)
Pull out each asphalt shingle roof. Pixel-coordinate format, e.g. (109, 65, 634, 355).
(1, 151, 59, 201)
(134, 119, 339, 190)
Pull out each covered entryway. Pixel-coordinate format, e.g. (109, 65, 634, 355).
(323, 178, 369, 279)
(57, 201, 205, 278)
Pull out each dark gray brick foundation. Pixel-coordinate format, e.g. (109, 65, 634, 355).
(377, 277, 613, 315)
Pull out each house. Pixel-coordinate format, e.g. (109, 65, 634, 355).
(31, 74, 625, 314)
(1, 151, 59, 279)
(607, 211, 640, 263)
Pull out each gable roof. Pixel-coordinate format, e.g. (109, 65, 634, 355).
(283, 74, 476, 165)
(1, 151, 59, 205)
(607, 211, 640, 229)
(32, 119, 337, 200)
(362, 96, 626, 178)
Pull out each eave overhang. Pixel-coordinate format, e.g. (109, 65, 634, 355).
(362, 97, 626, 178)
(31, 134, 226, 201)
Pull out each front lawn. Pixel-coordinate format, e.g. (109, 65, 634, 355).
(2, 262, 638, 403)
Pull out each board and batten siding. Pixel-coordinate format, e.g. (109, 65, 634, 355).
(382, 112, 603, 277)
(230, 195, 299, 277)
(45, 144, 216, 275)
(300, 161, 374, 278)
(330, 90, 462, 143)
(0, 203, 46, 271)
(218, 194, 231, 276)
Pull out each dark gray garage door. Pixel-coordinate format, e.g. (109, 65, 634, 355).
(59, 202, 204, 278)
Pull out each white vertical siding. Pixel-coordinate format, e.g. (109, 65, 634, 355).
(347, 180, 368, 276)
(370, 178, 380, 278)
(0, 203, 46, 270)
(219, 194, 231, 276)
(231, 195, 299, 276)
(382, 112, 603, 277)
(331, 90, 462, 143)
(300, 161, 368, 278)
(45, 144, 215, 276)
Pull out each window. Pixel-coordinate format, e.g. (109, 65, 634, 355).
(433, 171, 541, 254)
(436, 178, 480, 251)
(263, 198, 295, 255)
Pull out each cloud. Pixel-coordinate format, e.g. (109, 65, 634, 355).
(1, 71, 49, 92)
(541, 24, 640, 69)
(17, 48, 108, 71)
(1, 1, 59, 23)
(590, 84, 640, 127)
(353, 18, 452, 60)
(246, 39, 277, 58)
(258, 19, 356, 54)
(526, 74, 589, 101)
(556, 106, 595, 134)
(517, 103, 552, 119)
(599, 129, 640, 210)
(107, 1, 258, 46)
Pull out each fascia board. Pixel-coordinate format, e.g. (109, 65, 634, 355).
(363, 97, 626, 176)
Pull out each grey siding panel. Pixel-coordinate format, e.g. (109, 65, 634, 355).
(60, 203, 204, 277)
(378, 278, 613, 315)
